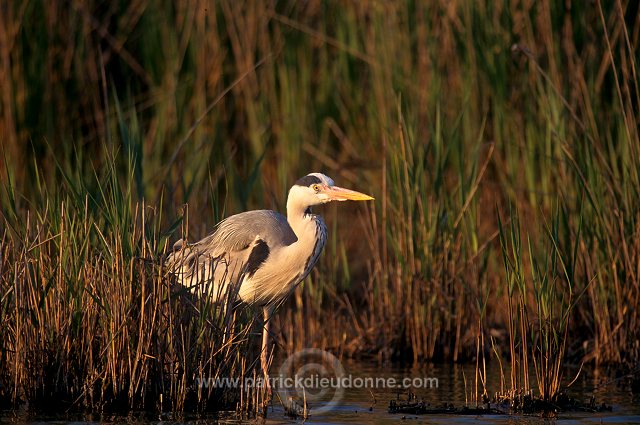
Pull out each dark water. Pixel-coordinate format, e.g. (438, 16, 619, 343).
(2, 360, 638, 424)
(263, 359, 640, 425)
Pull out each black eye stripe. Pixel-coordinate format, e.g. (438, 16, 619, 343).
(295, 175, 323, 187)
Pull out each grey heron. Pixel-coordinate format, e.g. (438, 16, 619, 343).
(166, 172, 373, 393)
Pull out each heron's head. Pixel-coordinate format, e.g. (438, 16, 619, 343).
(288, 173, 374, 211)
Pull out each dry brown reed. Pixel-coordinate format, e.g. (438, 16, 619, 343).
(0, 199, 266, 413)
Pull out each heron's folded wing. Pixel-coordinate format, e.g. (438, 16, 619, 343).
(196, 209, 297, 256)
(167, 210, 296, 271)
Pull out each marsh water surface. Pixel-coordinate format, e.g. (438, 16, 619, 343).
(3, 361, 638, 425)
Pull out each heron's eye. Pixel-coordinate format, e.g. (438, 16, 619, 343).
(312, 184, 321, 193)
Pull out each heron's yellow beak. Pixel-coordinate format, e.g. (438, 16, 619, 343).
(326, 185, 375, 201)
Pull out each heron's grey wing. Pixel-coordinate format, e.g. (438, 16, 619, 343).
(166, 210, 297, 300)
(203, 210, 297, 255)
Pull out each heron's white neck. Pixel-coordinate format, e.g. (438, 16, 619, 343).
(286, 194, 314, 238)
(285, 189, 327, 283)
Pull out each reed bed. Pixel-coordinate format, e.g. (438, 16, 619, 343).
(496, 206, 577, 404)
(0, 166, 266, 412)
(1, 0, 639, 412)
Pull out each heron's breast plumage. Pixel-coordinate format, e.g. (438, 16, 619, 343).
(237, 215, 327, 306)
(302, 217, 327, 279)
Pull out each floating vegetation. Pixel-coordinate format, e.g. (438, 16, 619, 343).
(389, 391, 612, 417)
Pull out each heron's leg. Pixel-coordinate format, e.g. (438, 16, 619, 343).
(261, 305, 274, 394)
